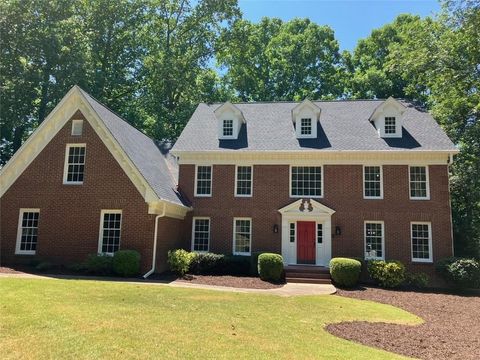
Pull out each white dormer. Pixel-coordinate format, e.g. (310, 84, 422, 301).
(292, 99, 321, 139)
(214, 102, 245, 140)
(369, 97, 406, 138)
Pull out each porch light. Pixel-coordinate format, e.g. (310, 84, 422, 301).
(273, 224, 279, 233)
(335, 226, 341, 236)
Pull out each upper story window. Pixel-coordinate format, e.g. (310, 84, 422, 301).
(15, 209, 40, 255)
(63, 144, 86, 184)
(195, 165, 212, 197)
(71, 120, 84, 136)
(292, 99, 321, 139)
(411, 222, 432, 262)
(300, 118, 312, 135)
(369, 97, 406, 138)
(223, 119, 233, 137)
(98, 210, 122, 255)
(365, 221, 384, 260)
(364, 166, 383, 199)
(384, 117, 396, 134)
(192, 217, 210, 252)
(409, 166, 429, 199)
(235, 166, 252, 197)
(233, 218, 251, 255)
(291, 166, 322, 198)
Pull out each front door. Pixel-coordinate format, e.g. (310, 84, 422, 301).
(297, 221, 316, 264)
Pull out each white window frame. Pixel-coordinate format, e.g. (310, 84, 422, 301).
(233, 217, 252, 256)
(384, 116, 396, 135)
(191, 217, 210, 253)
(289, 222, 296, 243)
(63, 143, 86, 185)
(98, 209, 122, 255)
(300, 118, 312, 136)
(289, 165, 323, 198)
(409, 165, 430, 200)
(363, 165, 384, 199)
(194, 165, 212, 197)
(71, 119, 84, 136)
(411, 222, 433, 263)
(234, 165, 253, 197)
(222, 119, 234, 137)
(364, 221, 385, 260)
(15, 208, 40, 255)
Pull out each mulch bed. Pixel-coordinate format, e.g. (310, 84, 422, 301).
(328, 286, 480, 360)
(172, 274, 284, 289)
(0, 266, 30, 274)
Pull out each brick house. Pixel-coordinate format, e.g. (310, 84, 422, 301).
(0, 87, 458, 281)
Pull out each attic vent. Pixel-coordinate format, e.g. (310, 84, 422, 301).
(71, 120, 83, 136)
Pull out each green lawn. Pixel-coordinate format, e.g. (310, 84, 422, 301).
(0, 278, 421, 359)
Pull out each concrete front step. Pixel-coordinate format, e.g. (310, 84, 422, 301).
(285, 272, 331, 279)
(284, 265, 330, 274)
(285, 277, 332, 284)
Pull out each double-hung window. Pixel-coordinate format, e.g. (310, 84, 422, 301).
(192, 218, 210, 252)
(300, 118, 312, 135)
(98, 210, 122, 254)
(411, 222, 432, 262)
(409, 166, 429, 199)
(385, 117, 396, 134)
(195, 165, 212, 197)
(233, 218, 251, 255)
(365, 221, 384, 260)
(291, 166, 322, 197)
(223, 119, 233, 137)
(364, 166, 383, 199)
(235, 166, 252, 197)
(15, 209, 40, 255)
(63, 144, 86, 184)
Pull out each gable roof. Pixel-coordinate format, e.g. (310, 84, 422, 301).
(172, 99, 458, 153)
(0, 86, 189, 213)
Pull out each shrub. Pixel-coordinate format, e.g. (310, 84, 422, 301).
(222, 255, 251, 276)
(447, 258, 480, 288)
(84, 254, 113, 275)
(435, 256, 459, 279)
(112, 250, 141, 277)
(67, 262, 87, 273)
(405, 272, 429, 288)
(258, 253, 283, 282)
(167, 249, 196, 276)
(368, 260, 406, 288)
(35, 262, 55, 272)
(250, 252, 264, 276)
(329, 258, 362, 287)
(189, 253, 225, 275)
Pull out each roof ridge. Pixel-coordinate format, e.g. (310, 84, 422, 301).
(207, 98, 396, 105)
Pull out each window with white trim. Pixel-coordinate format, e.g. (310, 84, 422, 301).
(99, 210, 122, 254)
(364, 166, 382, 198)
(195, 165, 212, 196)
(64, 144, 86, 184)
(234, 218, 251, 255)
(192, 218, 210, 252)
(16, 209, 40, 255)
(317, 223, 323, 244)
(410, 166, 429, 199)
(289, 223, 296, 243)
(385, 117, 396, 134)
(71, 120, 83, 136)
(235, 166, 252, 196)
(300, 118, 312, 135)
(223, 119, 233, 136)
(365, 222, 384, 260)
(291, 166, 322, 197)
(411, 223, 432, 262)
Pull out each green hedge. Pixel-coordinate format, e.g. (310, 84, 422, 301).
(258, 253, 283, 282)
(112, 250, 140, 277)
(368, 260, 406, 288)
(437, 257, 480, 288)
(189, 253, 225, 275)
(329, 258, 361, 287)
(84, 254, 113, 275)
(168, 249, 196, 276)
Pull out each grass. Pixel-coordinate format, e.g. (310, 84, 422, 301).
(0, 278, 421, 359)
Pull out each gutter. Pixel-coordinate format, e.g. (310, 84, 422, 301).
(143, 202, 166, 279)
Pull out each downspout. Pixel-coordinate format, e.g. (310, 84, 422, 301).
(143, 202, 166, 279)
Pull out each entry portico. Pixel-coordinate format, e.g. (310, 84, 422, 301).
(279, 199, 335, 267)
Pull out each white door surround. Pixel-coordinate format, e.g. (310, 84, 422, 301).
(278, 199, 335, 266)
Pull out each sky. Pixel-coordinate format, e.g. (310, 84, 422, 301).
(238, 0, 441, 51)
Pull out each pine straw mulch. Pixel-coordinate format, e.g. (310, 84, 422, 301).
(328, 286, 480, 360)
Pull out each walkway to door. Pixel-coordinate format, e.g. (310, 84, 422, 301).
(284, 265, 332, 284)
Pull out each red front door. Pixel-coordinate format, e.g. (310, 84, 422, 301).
(297, 221, 316, 264)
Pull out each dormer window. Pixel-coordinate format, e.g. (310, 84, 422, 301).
(300, 118, 312, 135)
(215, 102, 245, 140)
(292, 99, 321, 139)
(223, 119, 233, 136)
(369, 97, 406, 138)
(384, 117, 396, 134)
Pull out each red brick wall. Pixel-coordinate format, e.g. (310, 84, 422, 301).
(0, 111, 182, 273)
(178, 163, 453, 280)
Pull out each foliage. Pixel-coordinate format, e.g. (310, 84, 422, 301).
(368, 260, 406, 288)
(404, 272, 429, 288)
(112, 250, 141, 277)
(222, 255, 251, 276)
(167, 249, 196, 276)
(249, 252, 264, 276)
(189, 252, 225, 275)
(83, 254, 113, 275)
(435, 256, 460, 278)
(35, 262, 55, 272)
(257, 253, 283, 282)
(437, 257, 480, 288)
(329, 258, 362, 287)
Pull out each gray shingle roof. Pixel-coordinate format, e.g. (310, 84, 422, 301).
(172, 100, 457, 152)
(79, 88, 187, 207)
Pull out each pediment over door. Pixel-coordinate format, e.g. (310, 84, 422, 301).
(278, 199, 335, 216)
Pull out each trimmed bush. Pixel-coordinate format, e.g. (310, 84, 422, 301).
(447, 258, 480, 288)
(250, 252, 264, 276)
(405, 272, 429, 288)
(112, 250, 141, 277)
(84, 254, 113, 275)
(167, 249, 196, 276)
(329, 258, 361, 287)
(258, 253, 283, 282)
(435, 256, 459, 279)
(189, 253, 225, 275)
(222, 255, 251, 276)
(368, 260, 406, 288)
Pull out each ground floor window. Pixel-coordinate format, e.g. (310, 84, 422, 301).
(99, 210, 122, 254)
(16, 209, 40, 255)
(192, 218, 210, 252)
(233, 218, 252, 255)
(365, 221, 384, 260)
(411, 222, 432, 262)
